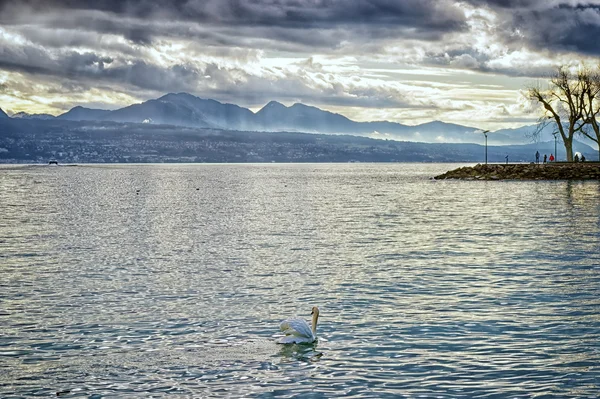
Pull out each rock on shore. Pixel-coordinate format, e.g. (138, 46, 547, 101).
(434, 163, 600, 180)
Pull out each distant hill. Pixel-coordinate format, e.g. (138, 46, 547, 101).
(365, 120, 480, 143)
(12, 112, 55, 120)
(155, 93, 256, 130)
(105, 97, 211, 128)
(0, 108, 8, 118)
(104, 93, 256, 129)
(57, 106, 112, 121)
(255, 101, 360, 133)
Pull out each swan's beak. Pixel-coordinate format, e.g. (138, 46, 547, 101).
(310, 310, 314, 315)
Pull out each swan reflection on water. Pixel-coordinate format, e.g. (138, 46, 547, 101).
(277, 342, 323, 362)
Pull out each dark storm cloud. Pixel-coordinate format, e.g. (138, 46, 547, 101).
(0, 0, 469, 47)
(0, 39, 202, 92)
(3, 0, 467, 28)
(466, 1, 600, 55)
(7, 0, 600, 60)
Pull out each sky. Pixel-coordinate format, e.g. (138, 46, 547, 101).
(1, 0, 600, 130)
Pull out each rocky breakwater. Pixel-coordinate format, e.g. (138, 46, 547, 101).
(434, 163, 600, 180)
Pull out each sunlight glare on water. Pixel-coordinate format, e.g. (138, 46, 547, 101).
(1, 163, 599, 398)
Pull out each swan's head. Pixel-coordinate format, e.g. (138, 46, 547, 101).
(311, 306, 319, 317)
(310, 306, 320, 335)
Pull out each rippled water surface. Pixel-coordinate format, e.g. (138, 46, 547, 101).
(1, 163, 599, 398)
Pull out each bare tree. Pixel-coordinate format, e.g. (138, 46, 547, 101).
(580, 66, 600, 161)
(527, 66, 586, 161)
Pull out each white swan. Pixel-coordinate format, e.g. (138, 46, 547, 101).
(277, 306, 320, 344)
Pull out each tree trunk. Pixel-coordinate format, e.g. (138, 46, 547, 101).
(564, 138, 574, 161)
(589, 124, 600, 161)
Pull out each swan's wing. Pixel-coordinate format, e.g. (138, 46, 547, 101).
(279, 318, 313, 339)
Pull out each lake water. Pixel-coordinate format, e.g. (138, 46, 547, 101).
(1, 163, 599, 398)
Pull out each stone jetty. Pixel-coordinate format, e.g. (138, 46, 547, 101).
(434, 162, 600, 180)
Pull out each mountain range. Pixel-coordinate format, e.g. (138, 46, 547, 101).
(0, 92, 574, 147)
(2, 92, 599, 150)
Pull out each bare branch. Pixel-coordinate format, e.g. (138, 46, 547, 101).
(526, 65, 590, 161)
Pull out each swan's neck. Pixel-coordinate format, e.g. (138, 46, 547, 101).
(311, 312, 319, 337)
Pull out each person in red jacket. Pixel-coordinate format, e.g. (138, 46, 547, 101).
(549, 153, 555, 162)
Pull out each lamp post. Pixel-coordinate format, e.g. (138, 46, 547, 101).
(552, 131, 558, 162)
(482, 130, 490, 164)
